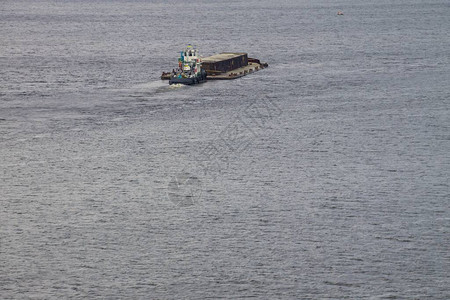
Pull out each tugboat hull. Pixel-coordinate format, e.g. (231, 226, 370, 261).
(169, 71, 207, 85)
(169, 77, 196, 85)
(169, 76, 206, 85)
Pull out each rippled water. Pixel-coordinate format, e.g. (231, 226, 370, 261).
(1, 0, 449, 298)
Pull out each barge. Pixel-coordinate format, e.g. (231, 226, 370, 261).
(161, 46, 268, 83)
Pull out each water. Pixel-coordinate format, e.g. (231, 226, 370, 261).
(1, 0, 449, 298)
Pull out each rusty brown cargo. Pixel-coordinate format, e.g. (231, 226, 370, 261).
(202, 53, 248, 73)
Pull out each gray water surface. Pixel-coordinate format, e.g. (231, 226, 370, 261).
(1, 0, 449, 298)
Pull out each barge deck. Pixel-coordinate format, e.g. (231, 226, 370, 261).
(206, 61, 268, 80)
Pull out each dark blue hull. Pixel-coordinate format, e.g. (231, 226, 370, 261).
(169, 70, 207, 85)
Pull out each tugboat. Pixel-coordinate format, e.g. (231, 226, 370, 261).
(168, 45, 207, 85)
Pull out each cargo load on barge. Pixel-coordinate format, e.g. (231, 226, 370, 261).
(161, 46, 268, 83)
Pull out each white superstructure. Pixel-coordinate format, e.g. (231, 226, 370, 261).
(180, 45, 202, 76)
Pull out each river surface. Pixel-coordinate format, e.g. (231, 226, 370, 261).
(1, 0, 449, 298)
